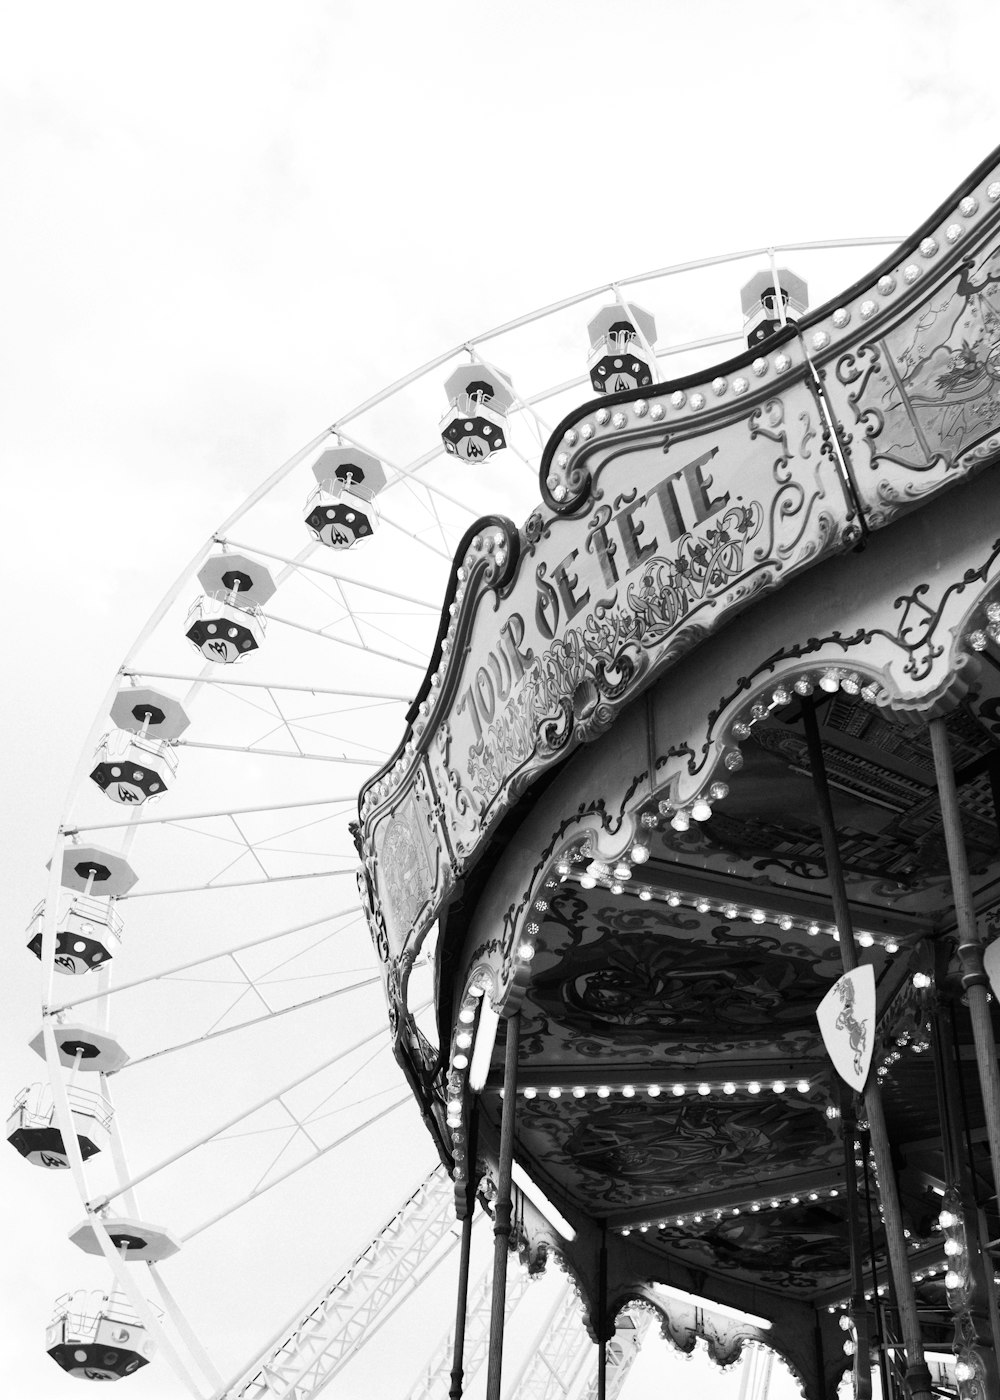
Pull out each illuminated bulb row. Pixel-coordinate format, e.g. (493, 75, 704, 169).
(724, 670, 883, 751)
(876, 1028, 933, 1083)
(446, 974, 492, 1154)
(656, 781, 730, 831)
(939, 1202, 971, 1298)
(967, 602, 1000, 652)
(565, 875, 903, 955)
(557, 843, 650, 878)
(827, 1264, 947, 1312)
(620, 1187, 843, 1235)
(521, 1077, 812, 1101)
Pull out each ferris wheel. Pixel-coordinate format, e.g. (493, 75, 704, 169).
(14, 235, 902, 1398)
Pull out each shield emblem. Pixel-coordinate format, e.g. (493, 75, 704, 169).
(817, 965, 876, 1092)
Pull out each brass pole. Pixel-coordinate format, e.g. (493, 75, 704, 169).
(931, 995, 1000, 1384)
(802, 699, 932, 1400)
(598, 1220, 608, 1400)
(928, 718, 1000, 1198)
(485, 1012, 520, 1400)
(450, 1105, 479, 1400)
(840, 1094, 873, 1400)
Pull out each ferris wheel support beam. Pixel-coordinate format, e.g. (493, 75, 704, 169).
(180, 1096, 410, 1244)
(64, 795, 365, 836)
(48, 909, 359, 1015)
(87, 1027, 411, 1213)
(176, 738, 384, 766)
(264, 611, 428, 667)
(121, 976, 384, 1070)
(217, 537, 442, 609)
(223, 1165, 456, 1400)
(118, 867, 356, 900)
(149, 1262, 225, 1390)
(124, 669, 414, 701)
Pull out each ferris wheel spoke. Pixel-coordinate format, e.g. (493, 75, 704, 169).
(178, 1096, 411, 1246)
(125, 669, 415, 701)
(247, 1124, 316, 1197)
(245, 917, 368, 985)
(176, 737, 385, 765)
(146, 1263, 225, 1392)
(47, 911, 359, 1016)
(263, 609, 427, 668)
(119, 979, 384, 1069)
(233, 709, 393, 757)
(218, 538, 444, 611)
(119, 867, 357, 899)
(64, 795, 361, 837)
(89, 1029, 409, 1214)
(376, 506, 453, 560)
(298, 1035, 390, 1124)
(304, 1081, 403, 1129)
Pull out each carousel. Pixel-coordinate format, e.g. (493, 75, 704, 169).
(356, 146, 1000, 1400)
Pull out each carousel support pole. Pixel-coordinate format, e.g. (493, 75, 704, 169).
(859, 1129, 894, 1400)
(840, 1092, 873, 1400)
(485, 1012, 520, 1400)
(929, 719, 1000, 1198)
(930, 991, 1000, 1385)
(450, 1105, 479, 1400)
(802, 699, 932, 1400)
(598, 1220, 608, 1400)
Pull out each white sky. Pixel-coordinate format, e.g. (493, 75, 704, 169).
(1, 2, 995, 1395)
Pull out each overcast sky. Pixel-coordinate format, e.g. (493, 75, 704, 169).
(2, 2, 996, 1395)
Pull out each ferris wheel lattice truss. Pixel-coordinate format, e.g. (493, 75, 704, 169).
(20, 237, 907, 1399)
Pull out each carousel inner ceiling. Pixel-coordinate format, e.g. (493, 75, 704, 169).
(486, 684, 1000, 1302)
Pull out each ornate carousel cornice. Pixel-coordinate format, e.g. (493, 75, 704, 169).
(357, 143, 1000, 1049)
